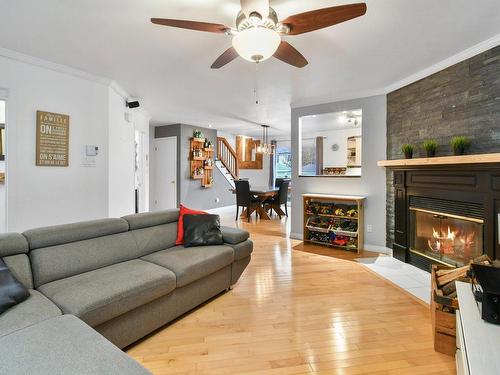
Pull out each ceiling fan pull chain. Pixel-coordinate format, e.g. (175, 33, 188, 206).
(254, 62, 259, 105)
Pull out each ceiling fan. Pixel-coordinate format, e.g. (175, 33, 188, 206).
(151, 0, 367, 69)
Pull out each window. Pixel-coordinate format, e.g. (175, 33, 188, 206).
(300, 138, 317, 176)
(275, 146, 292, 179)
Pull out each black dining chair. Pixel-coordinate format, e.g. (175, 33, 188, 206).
(275, 178, 284, 189)
(234, 180, 261, 222)
(265, 180, 290, 219)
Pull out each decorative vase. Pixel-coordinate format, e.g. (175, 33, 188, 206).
(453, 147, 465, 156)
(404, 150, 413, 159)
(426, 149, 436, 157)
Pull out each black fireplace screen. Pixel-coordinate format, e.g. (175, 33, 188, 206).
(409, 208, 484, 267)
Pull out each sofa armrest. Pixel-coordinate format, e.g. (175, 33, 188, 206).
(220, 226, 249, 245)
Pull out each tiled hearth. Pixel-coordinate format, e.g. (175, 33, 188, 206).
(356, 256, 431, 304)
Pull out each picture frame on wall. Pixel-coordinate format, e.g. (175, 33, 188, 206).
(35, 110, 70, 167)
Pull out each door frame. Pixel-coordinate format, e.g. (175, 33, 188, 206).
(134, 129, 146, 213)
(0, 90, 9, 232)
(151, 136, 178, 210)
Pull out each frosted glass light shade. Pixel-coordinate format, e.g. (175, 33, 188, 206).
(232, 27, 281, 63)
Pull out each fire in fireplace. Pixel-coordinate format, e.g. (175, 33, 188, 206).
(410, 208, 484, 267)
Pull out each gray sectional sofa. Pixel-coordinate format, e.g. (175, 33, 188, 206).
(0, 209, 253, 374)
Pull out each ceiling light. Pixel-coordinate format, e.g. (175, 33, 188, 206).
(232, 27, 281, 63)
(255, 125, 274, 155)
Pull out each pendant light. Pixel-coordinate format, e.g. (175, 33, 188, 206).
(255, 125, 274, 155)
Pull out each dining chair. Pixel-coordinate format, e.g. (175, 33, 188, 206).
(275, 178, 284, 189)
(234, 180, 261, 222)
(265, 180, 290, 219)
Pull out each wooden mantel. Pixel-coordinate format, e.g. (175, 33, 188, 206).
(378, 153, 500, 168)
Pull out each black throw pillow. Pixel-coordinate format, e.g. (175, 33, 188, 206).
(0, 258, 30, 315)
(183, 214, 224, 248)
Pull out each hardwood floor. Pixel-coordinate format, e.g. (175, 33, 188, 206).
(127, 210, 456, 374)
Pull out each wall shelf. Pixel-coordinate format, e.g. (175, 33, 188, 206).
(378, 153, 500, 168)
(190, 137, 214, 188)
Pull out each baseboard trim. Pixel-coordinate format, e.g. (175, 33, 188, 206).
(206, 205, 236, 213)
(289, 233, 303, 240)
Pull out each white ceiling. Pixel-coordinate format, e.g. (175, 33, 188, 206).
(1, 0, 499, 137)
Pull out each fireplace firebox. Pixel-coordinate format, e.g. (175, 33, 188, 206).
(389, 165, 500, 272)
(409, 208, 484, 267)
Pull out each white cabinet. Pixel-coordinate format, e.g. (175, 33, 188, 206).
(347, 136, 362, 168)
(456, 282, 500, 375)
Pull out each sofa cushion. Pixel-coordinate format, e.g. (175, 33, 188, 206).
(0, 315, 151, 375)
(176, 204, 207, 245)
(0, 233, 29, 257)
(123, 209, 179, 230)
(2, 254, 33, 289)
(142, 245, 234, 287)
(183, 214, 223, 248)
(0, 289, 61, 338)
(220, 226, 250, 245)
(0, 258, 29, 314)
(38, 259, 176, 327)
(30, 231, 140, 288)
(129, 222, 178, 256)
(23, 218, 129, 250)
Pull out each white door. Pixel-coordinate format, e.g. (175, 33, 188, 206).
(151, 137, 177, 210)
(135, 130, 145, 213)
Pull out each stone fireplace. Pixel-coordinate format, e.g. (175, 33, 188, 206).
(383, 161, 500, 271)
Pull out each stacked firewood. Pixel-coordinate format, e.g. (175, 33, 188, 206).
(434, 255, 493, 313)
(432, 255, 499, 356)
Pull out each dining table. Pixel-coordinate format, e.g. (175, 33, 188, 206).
(239, 185, 279, 220)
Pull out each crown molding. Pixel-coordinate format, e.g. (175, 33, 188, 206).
(109, 81, 129, 99)
(0, 47, 112, 86)
(0, 47, 151, 119)
(291, 33, 500, 109)
(290, 89, 385, 109)
(384, 32, 500, 94)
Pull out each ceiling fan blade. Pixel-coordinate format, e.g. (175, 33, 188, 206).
(211, 47, 240, 69)
(240, 0, 269, 18)
(151, 18, 229, 34)
(273, 41, 308, 68)
(281, 3, 367, 35)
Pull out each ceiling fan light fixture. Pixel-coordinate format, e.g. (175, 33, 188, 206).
(232, 27, 281, 63)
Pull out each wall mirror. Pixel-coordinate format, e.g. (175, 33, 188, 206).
(299, 109, 362, 177)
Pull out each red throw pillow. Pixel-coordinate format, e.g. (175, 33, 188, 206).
(176, 204, 207, 245)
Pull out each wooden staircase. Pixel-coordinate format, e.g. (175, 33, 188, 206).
(217, 137, 239, 183)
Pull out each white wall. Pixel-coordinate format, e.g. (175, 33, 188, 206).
(0, 51, 149, 232)
(321, 128, 362, 168)
(108, 87, 135, 217)
(291, 95, 388, 253)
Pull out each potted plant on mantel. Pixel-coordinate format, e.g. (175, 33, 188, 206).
(451, 136, 471, 156)
(401, 144, 414, 159)
(423, 140, 438, 157)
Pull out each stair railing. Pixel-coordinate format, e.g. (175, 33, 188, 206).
(217, 137, 239, 180)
